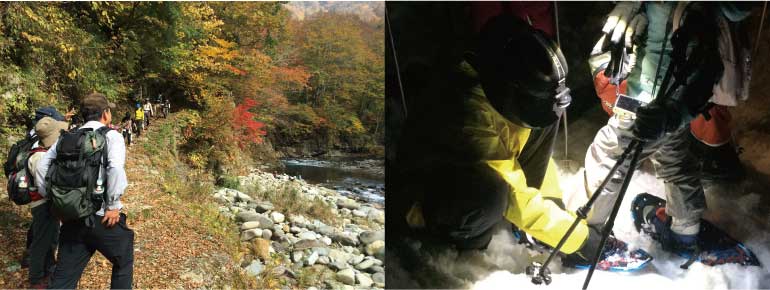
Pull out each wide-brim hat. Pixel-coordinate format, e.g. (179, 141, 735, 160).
(35, 117, 69, 148)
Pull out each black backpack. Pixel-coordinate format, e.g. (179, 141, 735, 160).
(46, 126, 112, 221)
(4, 134, 41, 205)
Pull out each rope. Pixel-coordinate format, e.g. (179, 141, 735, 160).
(385, 8, 408, 118)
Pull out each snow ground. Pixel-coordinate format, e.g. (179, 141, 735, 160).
(468, 166, 770, 290)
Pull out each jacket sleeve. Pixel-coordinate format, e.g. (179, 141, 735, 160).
(488, 158, 589, 254)
(462, 103, 589, 254)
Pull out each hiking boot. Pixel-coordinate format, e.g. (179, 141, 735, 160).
(632, 193, 698, 257)
(562, 235, 652, 272)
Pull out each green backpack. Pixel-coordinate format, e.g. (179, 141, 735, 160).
(46, 126, 111, 222)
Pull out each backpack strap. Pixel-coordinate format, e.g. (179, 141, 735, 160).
(95, 126, 113, 209)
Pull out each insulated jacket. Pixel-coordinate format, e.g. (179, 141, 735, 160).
(396, 59, 588, 254)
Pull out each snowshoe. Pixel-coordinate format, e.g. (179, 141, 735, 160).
(631, 193, 761, 267)
(562, 235, 653, 272)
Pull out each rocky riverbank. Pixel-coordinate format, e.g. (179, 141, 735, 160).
(212, 168, 385, 289)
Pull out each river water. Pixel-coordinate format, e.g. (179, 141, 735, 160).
(277, 158, 385, 206)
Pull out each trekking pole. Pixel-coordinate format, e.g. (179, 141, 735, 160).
(582, 140, 644, 290)
(526, 139, 642, 285)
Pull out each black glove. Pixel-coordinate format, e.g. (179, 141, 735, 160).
(632, 101, 682, 141)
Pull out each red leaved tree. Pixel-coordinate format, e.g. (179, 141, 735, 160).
(232, 97, 267, 148)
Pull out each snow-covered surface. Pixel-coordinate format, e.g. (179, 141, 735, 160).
(469, 166, 770, 290)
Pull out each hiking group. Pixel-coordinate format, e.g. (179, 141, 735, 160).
(389, 1, 760, 286)
(4, 93, 136, 289)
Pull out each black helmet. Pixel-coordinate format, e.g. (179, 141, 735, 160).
(475, 14, 571, 128)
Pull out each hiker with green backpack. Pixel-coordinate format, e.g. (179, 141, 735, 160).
(35, 92, 134, 289)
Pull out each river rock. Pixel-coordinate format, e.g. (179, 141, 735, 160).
(359, 230, 385, 245)
(372, 272, 385, 288)
(355, 259, 375, 271)
(332, 232, 359, 246)
(336, 268, 356, 285)
(352, 209, 367, 218)
(356, 273, 373, 288)
(236, 211, 259, 223)
(290, 226, 302, 234)
(255, 202, 274, 213)
(329, 249, 352, 264)
(240, 221, 261, 231)
(311, 247, 330, 257)
(349, 254, 365, 265)
(292, 251, 304, 263)
(367, 209, 385, 224)
(261, 229, 272, 240)
(294, 239, 325, 250)
(306, 251, 319, 266)
(336, 198, 361, 210)
(241, 229, 263, 241)
(234, 191, 253, 202)
(298, 231, 318, 241)
(317, 256, 330, 265)
(365, 240, 385, 258)
(321, 237, 332, 246)
(330, 260, 349, 271)
(245, 260, 263, 277)
(369, 266, 384, 274)
(272, 229, 286, 241)
(270, 212, 285, 223)
(317, 225, 335, 236)
(254, 214, 274, 229)
(289, 214, 308, 225)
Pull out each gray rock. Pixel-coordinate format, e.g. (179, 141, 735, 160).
(254, 214, 274, 229)
(290, 226, 302, 234)
(336, 198, 361, 210)
(372, 272, 385, 288)
(255, 202, 274, 213)
(317, 225, 336, 236)
(288, 214, 308, 225)
(329, 249, 352, 264)
(272, 229, 286, 241)
(270, 212, 285, 223)
(356, 273, 373, 288)
(245, 260, 263, 277)
(358, 230, 385, 245)
(307, 251, 319, 266)
(371, 258, 383, 266)
(234, 191, 253, 202)
(370, 266, 385, 274)
(298, 231, 318, 241)
(261, 229, 273, 240)
(240, 221, 261, 231)
(240, 229, 263, 241)
(332, 232, 359, 246)
(336, 268, 356, 285)
(367, 209, 385, 224)
(365, 240, 385, 258)
(294, 239, 325, 250)
(349, 254, 365, 265)
(311, 247, 330, 256)
(317, 256, 330, 265)
(292, 251, 304, 263)
(355, 259, 375, 271)
(330, 261, 349, 271)
(352, 209, 367, 218)
(236, 211, 260, 223)
(321, 237, 333, 246)
(215, 195, 233, 205)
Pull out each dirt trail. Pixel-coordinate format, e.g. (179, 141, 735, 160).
(0, 115, 236, 288)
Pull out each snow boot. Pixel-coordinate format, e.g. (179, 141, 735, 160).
(632, 193, 760, 267)
(561, 234, 653, 272)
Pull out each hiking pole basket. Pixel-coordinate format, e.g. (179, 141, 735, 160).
(526, 139, 645, 287)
